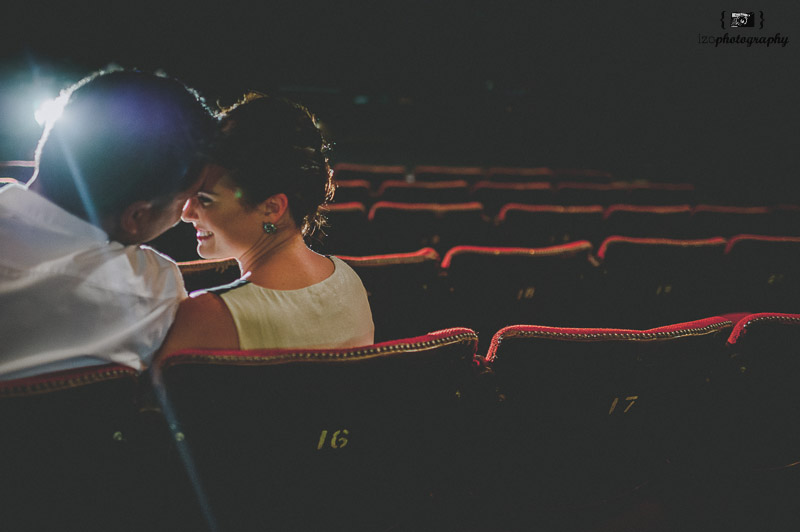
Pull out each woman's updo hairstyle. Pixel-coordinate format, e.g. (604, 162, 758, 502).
(213, 92, 334, 236)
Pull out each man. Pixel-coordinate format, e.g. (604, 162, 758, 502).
(0, 68, 217, 379)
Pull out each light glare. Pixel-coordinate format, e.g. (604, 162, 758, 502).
(34, 97, 66, 126)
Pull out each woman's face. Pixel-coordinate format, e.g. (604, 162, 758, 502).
(181, 164, 264, 259)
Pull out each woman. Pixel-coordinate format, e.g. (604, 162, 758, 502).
(157, 93, 374, 355)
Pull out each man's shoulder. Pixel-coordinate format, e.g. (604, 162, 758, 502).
(130, 245, 186, 296)
(76, 243, 186, 300)
(137, 244, 181, 269)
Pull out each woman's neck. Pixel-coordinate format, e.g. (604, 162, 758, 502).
(238, 229, 333, 290)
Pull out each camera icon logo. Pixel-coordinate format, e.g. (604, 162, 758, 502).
(730, 12, 755, 27)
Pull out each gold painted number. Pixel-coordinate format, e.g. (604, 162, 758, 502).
(516, 287, 536, 300)
(767, 273, 784, 285)
(317, 429, 350, 450)
(608, 396, 638, 415)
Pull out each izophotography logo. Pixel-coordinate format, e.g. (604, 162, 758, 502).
(730, 12, 756, 27)
(720, 10, 763, 29)
(698, 10, 788, 47)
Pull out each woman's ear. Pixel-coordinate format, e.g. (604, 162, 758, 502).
(260, 193, 290, 222)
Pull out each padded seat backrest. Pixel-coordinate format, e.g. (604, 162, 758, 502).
(332, 179, 372, 205)
(690, 205, 772, 238)
(495, 203, 604, 247)
(440, 242, 598, 348)
(0, 160, 35, 182)
(0, 365, 143, 531)
(708, 313, 800, 472)
(772, 205, 800, 235)
(179, 258, 241, 293)
(723, 235, 800, 313)
(333, 162, 407, 182)
(603, 204, 691, 239)
(152, 328, 479, 531)
(311, 201, 370, 255)
(597, 236, 728, 327)
(486, 166, 555, 182)
(627, 183, 695, 205)
(471, 181, 554, 215)
(556, 181, 630, 205)
(482, 317, 733, 506)
(412, 165, 485, 183)
(377, 179, 471, 204)
(551, 167, 614, 183)
(339, 247, 444, 341)
(368, 201, 487, 253)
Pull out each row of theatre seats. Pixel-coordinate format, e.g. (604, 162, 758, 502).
(2, 313, 799, 531)
(332, 162, 615, 184)
(313, 201, 800, 255)
(179, 237, 800, 350)
(330, 162, 787, 205)
(332, 179, 701, 209)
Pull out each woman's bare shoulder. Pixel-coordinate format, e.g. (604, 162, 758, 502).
(156, 292, 239, 357)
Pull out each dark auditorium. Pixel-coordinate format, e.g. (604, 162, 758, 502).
(1, 2, 799, 531)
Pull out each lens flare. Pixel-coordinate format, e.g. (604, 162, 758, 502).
(34, 96, 67, 126)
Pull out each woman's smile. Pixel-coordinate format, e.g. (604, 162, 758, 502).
(195, 229, 214, 241)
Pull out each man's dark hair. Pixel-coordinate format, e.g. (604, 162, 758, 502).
(31, 68, 216, 225)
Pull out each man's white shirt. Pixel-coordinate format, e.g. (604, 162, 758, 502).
(0, 183, 186, 380)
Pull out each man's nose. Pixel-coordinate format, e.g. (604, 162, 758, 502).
(181, 198, 198, 223)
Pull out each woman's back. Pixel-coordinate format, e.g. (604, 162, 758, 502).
(213, 256, 373, 349)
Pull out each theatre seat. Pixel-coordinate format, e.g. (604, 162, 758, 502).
(1, 365, 209, 532)
(311, 201, 370, 255)
(627, 183, 695, 205)
(690, 205, 772, 238)
(603, 204, 692, 239)
(495, 204, 604, 247)
(332, 179, 372, 205)
(440, 242, 598, 350)
(377, 179, 471, 204)
(555, 181, 629, 205)
(151, 328, 479, 532)
(551, 167, 614, 183)
(773, 204, 800, 235)
(339, 247, 444, 341)
(178, 258, 241, 293)
(480, 317, 733, 509)
(0, 365, 141, 531)
(723, 235, 800, 313)
(703, 313, 800, 474)
(486, 166, 554, 182)
(368, 201, 487, 253)
(412, 165, 485, 183)
(332, 162, 407, 182)
(597, 236, 728, 327)
(471, 181, 554, 215)
(0, 160, 35, 182)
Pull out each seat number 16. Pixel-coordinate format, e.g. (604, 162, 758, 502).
(317, 429, 349, 450)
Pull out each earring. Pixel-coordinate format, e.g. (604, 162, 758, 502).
(262, 222, 278, 234)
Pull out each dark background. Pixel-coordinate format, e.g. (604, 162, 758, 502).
(1, 1, 798, 198)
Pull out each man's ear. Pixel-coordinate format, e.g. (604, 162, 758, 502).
(116, 200, 153, 244)
(260, 193, 290, 222)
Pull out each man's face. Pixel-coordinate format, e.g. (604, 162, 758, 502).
(125, 176, 205, 245)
